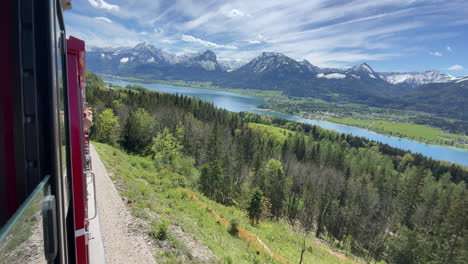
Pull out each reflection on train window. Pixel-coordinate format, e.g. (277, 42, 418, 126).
(0, 177, 50, 264)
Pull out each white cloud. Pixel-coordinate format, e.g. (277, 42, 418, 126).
(429, 51, 442, 56)
(67, 13, 145, 47)
(160, 39, 175, 44)
(95, 17, 112, 23)
(446, 46, 452, 52)
(181, 35, 237, 50)
(448, 64, 463, 70)
(87, 0, 119, 11)
(69, 0, 468, 67)
(226, 9, 247, 17)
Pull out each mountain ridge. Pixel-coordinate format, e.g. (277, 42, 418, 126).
(86, 43, 466, 120)
(87, 42, 462, 86)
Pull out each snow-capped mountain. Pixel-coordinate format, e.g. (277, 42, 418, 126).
(379, 70, 459, 89)
(345, 63, 381, 81)
(218, 58, 247, 71)
(239, 52, 302, 73)
(235, 52, 320, 77)
(177, 51, 203, 62)
(299, 60, 320, 73)
(87, 42, 179, 70)
(86, 43, 463, 108)
(181, 50, 223, 71)
(454, 75, 468, 83)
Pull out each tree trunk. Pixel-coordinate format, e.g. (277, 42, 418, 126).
(447, 230, 460, 263)
(299, 232, 307, 264)
(316, 199, 331, 237)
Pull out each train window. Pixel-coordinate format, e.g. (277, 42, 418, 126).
(0, 176, 50, 263)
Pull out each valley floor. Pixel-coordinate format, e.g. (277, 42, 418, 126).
(93, 142, 364, 264)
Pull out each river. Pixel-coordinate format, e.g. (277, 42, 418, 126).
(104, 78, 468, 166)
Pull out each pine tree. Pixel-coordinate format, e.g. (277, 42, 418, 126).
(247, 188, 264, 225)
(122, 108, 155, 155)
(436, 183, 468, 264)
(265, 159, 286, 218)
(397, 166, 428, 228)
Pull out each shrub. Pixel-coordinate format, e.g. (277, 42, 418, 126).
(150, 220, 169, 240)
(228, 219, 239, 237)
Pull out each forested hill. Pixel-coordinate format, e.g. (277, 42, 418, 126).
(87, 72, 468, 263)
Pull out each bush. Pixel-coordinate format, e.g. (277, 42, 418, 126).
(150, 220, 169, 240)
(228, 219, 239, 237)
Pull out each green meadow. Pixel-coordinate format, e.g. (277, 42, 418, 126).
(328, 117, 467, 149)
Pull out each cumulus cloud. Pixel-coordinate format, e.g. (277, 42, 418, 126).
(95, 17, 112, 23)
(448, 64, 463, 70)
(429, 51, 442, 56)
(446, 46, 452, 52)
(181, 34, 237, 50)
(87, 0, 119, 11)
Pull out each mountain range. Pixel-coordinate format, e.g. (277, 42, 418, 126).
(86, 43, 467, 120)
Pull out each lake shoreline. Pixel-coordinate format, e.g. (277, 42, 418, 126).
(102, 75, 468, 166)
(101, 74, 468, 150)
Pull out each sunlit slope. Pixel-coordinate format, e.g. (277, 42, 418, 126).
(94, 142, 357, 264)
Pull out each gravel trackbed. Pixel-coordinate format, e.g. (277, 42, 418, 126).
(91, 144, 156, 264)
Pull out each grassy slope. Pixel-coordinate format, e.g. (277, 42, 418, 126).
(100, 75, 467, 149)
(248, 123, 294, 143)
(93, 142, 358, 264)
(329, 117, 467, 148)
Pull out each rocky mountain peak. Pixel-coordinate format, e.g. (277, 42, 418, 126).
(192, 50, 217, 62)
(346, 63, 380, 80)
(299, 60, 319, 73)
(349, 63, 375, 73)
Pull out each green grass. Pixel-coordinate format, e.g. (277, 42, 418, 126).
(94, 142, 358, 264)
(329, 117, 467, 149)
(248, 123, 294, 144)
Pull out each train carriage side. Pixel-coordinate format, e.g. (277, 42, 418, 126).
(0, 1, 93, 263)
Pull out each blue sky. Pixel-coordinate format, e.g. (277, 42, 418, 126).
(66, 0, 468, 75)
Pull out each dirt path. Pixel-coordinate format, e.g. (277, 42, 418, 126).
(187, 190, 356, 264)
(186, 190, 291, 264)
(90, 144, 156, 264)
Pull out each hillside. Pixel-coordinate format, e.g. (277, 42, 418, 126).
(399, 78, 468, 121)
(87, 72, 468, 264)
(94, 142, 357, 264)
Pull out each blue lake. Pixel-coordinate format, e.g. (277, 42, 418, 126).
(104, 78, 468, 166)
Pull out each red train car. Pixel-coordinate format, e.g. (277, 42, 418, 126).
(0, 0, 94, 263)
